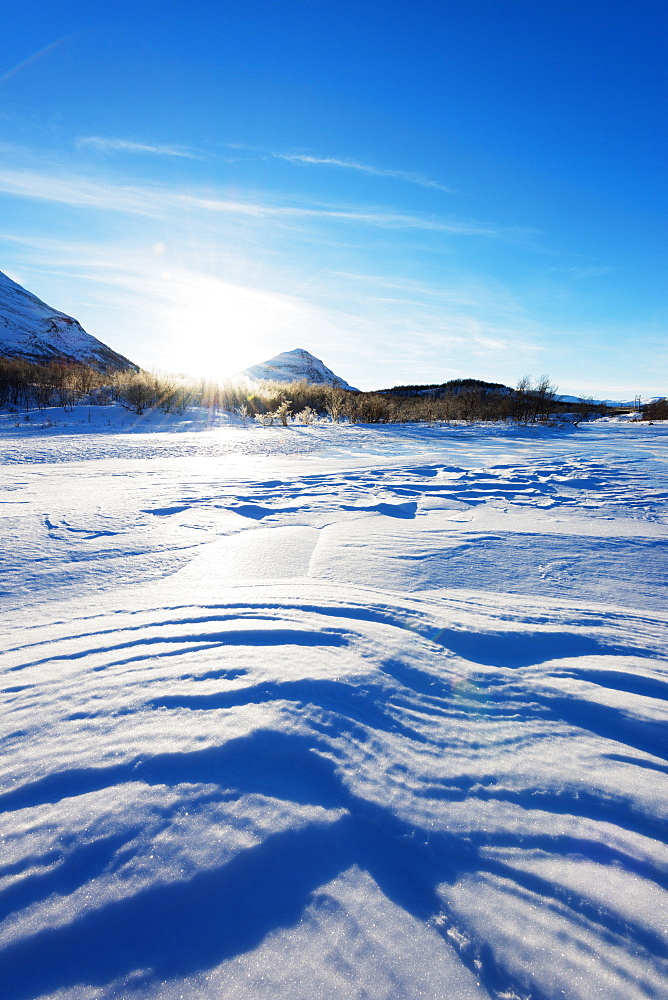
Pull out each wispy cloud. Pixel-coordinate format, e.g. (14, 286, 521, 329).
(272, 152, 455, 194)
(77, 136, 202, 159)
(0, 166, 522, 240)
(0, 167, 267, 219)
(0, 168, 162, 216)
(547, 264, 614, 280)
(0, 34, 79, 86)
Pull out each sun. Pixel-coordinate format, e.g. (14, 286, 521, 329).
(151, 268, 326, 380)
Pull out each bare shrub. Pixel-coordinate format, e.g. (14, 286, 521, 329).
(0, 357, 109, 411)
(254, 411, 274, 427)
(323, 387, 348, 422)
(294, 406, 317, 424)
(113, 372, 163, 414)
(272, 400, 292, 426)
(511, 375, 558, 423)
(643, 398, 668, 421)
(570, 397, 607, 424)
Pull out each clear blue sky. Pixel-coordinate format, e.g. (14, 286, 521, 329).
(0, 0, 665, 395)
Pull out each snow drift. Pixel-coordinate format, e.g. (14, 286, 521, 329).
(0, 414, 667, 1000)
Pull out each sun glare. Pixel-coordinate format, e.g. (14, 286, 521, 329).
(151, 268, 338, 380)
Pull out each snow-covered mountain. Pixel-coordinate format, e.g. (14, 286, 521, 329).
(558, 393, 662, 407)
(0, 269, 138, 373)
(238, 348, 358, 390)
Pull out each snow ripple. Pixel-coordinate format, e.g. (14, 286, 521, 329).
(1, 419, 667, 998)
(2, 585, 667, 1000)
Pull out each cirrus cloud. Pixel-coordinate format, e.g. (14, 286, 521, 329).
(77, 136, 202, 159)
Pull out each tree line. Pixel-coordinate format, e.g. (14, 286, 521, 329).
(0, 356, 623, 424)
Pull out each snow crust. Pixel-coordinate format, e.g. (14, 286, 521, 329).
(0, 270, 137, 372)
(0, 413, 667, 999)
(238, 347, 358, 390)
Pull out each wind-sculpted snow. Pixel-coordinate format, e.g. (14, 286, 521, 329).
(0, 417, 667, 999)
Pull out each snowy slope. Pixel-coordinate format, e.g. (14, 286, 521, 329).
(238, 347, 358, 390)
(0, 270, 138, 372)
(0, 416, 667, 1000)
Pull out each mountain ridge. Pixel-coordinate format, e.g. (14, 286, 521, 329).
(237, 347, 358, 391)
(0, 270, 138, 373)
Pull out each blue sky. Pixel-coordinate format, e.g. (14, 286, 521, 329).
(0, 0, 665, 395)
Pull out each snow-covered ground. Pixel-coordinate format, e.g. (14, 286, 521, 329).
(1, 409, 667, 1000)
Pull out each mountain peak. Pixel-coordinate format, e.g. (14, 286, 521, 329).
(238, 348, 358, 391)
(0, 269, 138, 373)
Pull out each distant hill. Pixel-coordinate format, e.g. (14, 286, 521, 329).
(0, 270, 138, 373)
(238, 348, 358, 391)
(380, 378, 511, 397)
